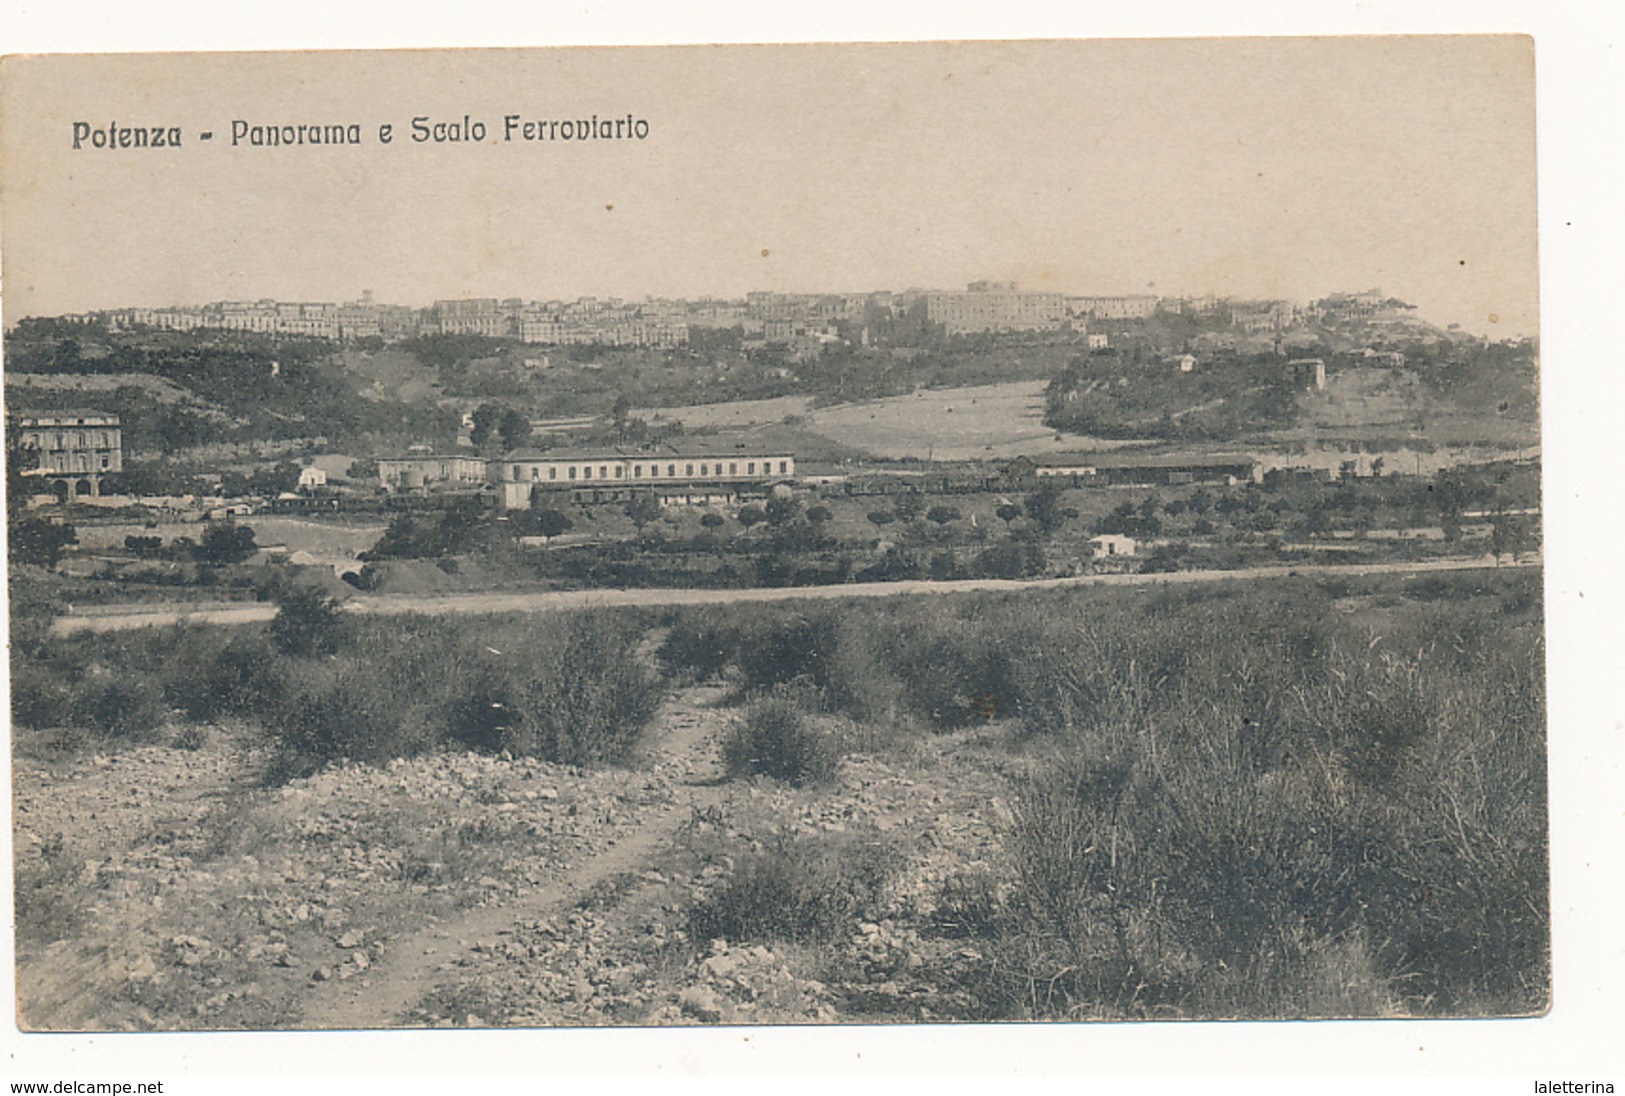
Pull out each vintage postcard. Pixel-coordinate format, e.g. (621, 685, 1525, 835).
(3, 38, 1545, 1036)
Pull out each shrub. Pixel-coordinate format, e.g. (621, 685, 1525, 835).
(976, 582, 1548, 1020)
(70, 675, 167, 739)
(165, 628, 285, 720)
(10, 657, 76, 730)
(9, 517, 77, 568)
(655, 610, 740, 681)
(261, 609, 664, 775)
(733, 611, 840, 694)
(268, 586, 348, 656)
(722, 694, 838, 786)
(686, 832, 898, 945)
(931, 869, 1005, 940)
(14, 835, 87, 948)
(195, 522, 257, 565)
(500, 612, 665, 765)
(263, 655, 442, 775)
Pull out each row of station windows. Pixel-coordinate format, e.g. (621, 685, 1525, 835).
(513, 459, 791, 483)
(24, 433, 118, 450)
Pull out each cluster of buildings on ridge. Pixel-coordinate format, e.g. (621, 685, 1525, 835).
(40, 285, 1403, 349)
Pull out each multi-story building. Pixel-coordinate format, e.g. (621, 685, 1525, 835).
(9, 411, 123, 496)
(433, 298, 510, 337)
(502, 445, 795, 509)
(335, 296, 383, 340)
(1315, 288, 1387, 323)
(925, 282, 1068, 335)
(1229, 300, 1300, 334)
(378, 455, 490, 491)
(1071, 295, 1161, 320)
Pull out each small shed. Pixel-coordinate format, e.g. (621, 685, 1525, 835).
(1090, 534, 1137, 560)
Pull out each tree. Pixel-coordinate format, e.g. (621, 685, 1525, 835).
(194, 522, 258, 565)
(269, 585, 347, 656)
(699, 512, 726, 529)
(4, 437, 77, 568)
(766, 493, 802, 527)
(737, 505, 767, 530)
(249, 462, 301, 497)
(866, 509, 896, 528)
(995, 502, 1023, 529)
(805, 504, 832, 525)
(498, 409, 533, 451)
(927, 505, 962, 526)
(624, 491, 662, 532)
(1491, 512, 1537, 562)
(892, 492, 925, 522)
(10, 518, 77, 568)
(469, 403, 502, 447)
(1025, 482, 1068, 534)
(528, 505, 573, 543)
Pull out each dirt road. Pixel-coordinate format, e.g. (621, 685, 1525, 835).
(52, 555, 1533, 636)
(296, 682, 732, 1030)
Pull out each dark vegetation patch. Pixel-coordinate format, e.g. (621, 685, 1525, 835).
(657, 569, 1548, 1019)
(10, 594, 663, 779)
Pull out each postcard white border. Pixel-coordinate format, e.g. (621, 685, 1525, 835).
(1, 1, 1620, 1086)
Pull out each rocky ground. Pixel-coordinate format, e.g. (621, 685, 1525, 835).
(12, 673, 1032, 1031)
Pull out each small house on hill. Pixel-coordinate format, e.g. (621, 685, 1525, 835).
(1090, 534, 1137, 559)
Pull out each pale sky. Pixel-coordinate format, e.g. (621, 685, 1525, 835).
(1, 37, 1538, 334)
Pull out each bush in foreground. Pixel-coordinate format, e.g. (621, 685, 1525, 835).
(722, 694, 839, 786)
(686, 832, 899, 945)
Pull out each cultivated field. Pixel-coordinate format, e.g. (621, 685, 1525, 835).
(807, 381, 1145, 461)
(68, 515, 386, 566)
(641, 382, 1148, 461)
(638, 394, 815, 430)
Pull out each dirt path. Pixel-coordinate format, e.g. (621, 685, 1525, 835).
(52, 555, 1535, 635)
(295, 682, 731, 1030)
